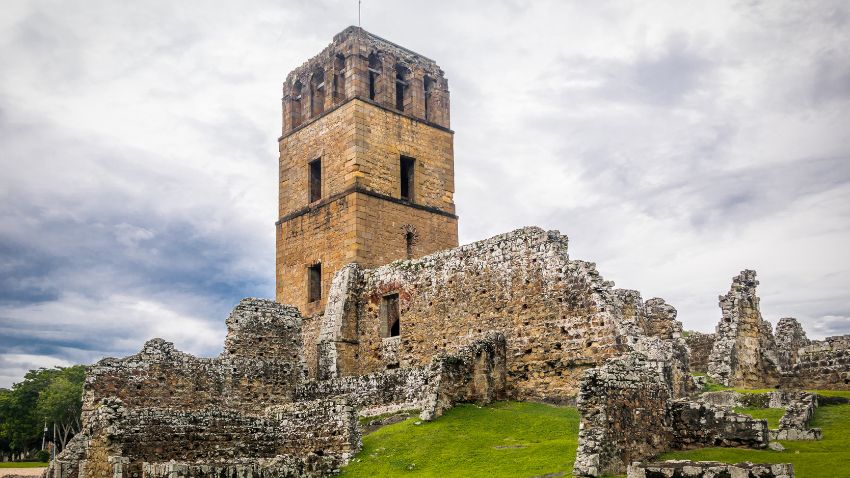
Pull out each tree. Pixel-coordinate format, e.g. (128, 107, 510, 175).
(36, 366, 85, 450)
(0, 365, 85, 458)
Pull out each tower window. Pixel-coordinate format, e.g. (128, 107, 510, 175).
(368, 53, 381, 101)
(291, 80, 303, 129)
(423, 76, 433, 121)
(333, 54, 346, 102)
(381, 293, 400, 338)
(400, 156, 415, 201)
(309, 159, 322, 203)
(310, 69, 325, 116)
(405, 231, 415, 259)
(395, 64, 411, 112)
(308, 263, 322, 302)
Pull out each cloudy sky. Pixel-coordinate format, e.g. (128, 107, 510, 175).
(1, 0, 849, 387)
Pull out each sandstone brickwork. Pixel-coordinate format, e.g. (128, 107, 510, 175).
(276, 26, 458, 315)
(707, 270, 781, 387)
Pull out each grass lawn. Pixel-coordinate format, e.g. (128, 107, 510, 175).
(340, 401, 579, 478)
(661, 403, 850, 478)
(0, 462, 48, 468)
(733, 407, 785, 428)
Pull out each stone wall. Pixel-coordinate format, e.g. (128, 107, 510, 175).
(627, 461, 794, 478)
(707, 270, 781, 387)
(573, 353, 672, 477)
(684, 332, 715, 374)
(774, 318, 810, 371)
(770, 392, 822, 441)
(49, 299, 361, 478)
(314, 227, 693, 402)
(574, 353, 769, 477)
(780, 334, 850, 390)
(299, 332, 507, 421)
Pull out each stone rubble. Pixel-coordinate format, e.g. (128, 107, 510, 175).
(627, 460, 794, 478)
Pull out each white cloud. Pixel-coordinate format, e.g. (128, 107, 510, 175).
(1, 0, 849, 387)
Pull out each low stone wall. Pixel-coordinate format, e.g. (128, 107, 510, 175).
(670, 400, 768, 449)
(770, 392, 822, 441)
(141, 456, 334, 478)
(627, 460, 794, 478)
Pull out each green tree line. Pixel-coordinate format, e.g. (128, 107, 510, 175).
(0, 365, 85, 461)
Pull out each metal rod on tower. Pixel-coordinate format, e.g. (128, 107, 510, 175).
(358, 0, 361, 27)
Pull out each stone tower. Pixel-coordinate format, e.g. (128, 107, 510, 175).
(276, 27, 459, 315)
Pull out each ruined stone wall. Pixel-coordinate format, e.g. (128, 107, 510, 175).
(85, 300, 303, 415)
(300, 332, 507, 421)
(300, 314, 323, 379)
(670, 400, 768, 449)
(684, 332, 715, 374)
(780, 334, 850, 390)
(317, 227, 638, 401)
(627, 461, 794, 478)
(774, 317, 810, 370)
(573, 353, 673, 477)
(52, 299, 362, 478)
(574, 353, 769, 477)
(707, 270, 781, 387)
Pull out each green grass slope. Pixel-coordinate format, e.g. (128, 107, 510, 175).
(340, 401, 579, 478)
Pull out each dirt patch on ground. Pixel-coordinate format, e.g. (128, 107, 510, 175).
(0, 468, 46, 477)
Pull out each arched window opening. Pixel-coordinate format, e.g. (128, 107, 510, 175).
(423, 76, 434, 121)
(310, 69, 325, 116)
(395, 64, 411, 111)
(333, 54, 346, 102)
(291, 80, 303, 129)
(368, 53, 381, 101)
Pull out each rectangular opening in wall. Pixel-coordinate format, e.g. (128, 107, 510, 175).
(368, 69, 378, 100)
(309, 159, 321, 203)
(308, 263, 322, 303)
(381, 293, 400, 338)
(400, 156, 415, 201)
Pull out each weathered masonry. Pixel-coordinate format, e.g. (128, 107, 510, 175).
(276, 26, 459, 315)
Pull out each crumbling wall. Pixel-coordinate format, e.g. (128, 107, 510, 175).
(670, 400, 768, 449)
(316, 227, 692, 402)
(51, 299, 360, 478)
(627, 461, 794, 478)
(300, 332, 507, 421)
(770, 392, 822, 440)
(707, 270, 781, 387)
(780, 335, 850, 390)
(573, 353, 769, 477)
(774, 317, 810, 371)
(85, 300, 304, 415)
(573, 353, 673, 477)
(684, 332, 715, 374)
